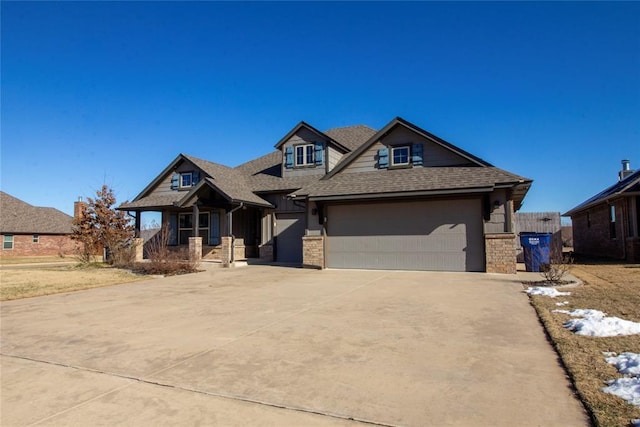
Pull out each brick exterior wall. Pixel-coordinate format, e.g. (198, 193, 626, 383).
(572, 201, 625, 260)
(259, 243, 273, 261)
(485, 233, 516, 274)
(302, 235, 324, 269)
(0, 234, 78, 257)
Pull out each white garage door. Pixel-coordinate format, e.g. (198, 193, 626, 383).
(326, 199, 484, 272)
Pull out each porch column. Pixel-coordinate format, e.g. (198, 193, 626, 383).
(134, 211, 141, 238)
(192, 203, 200, 238)
(189, 237, 202, 261)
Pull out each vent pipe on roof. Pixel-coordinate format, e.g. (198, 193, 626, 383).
(619, 159, 634, 181)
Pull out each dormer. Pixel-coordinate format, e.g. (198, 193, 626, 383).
(275, 121, 350, 178)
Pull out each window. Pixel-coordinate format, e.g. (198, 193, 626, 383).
(33, 234, 39, 243)
(178, 212, 209, 245)
(180, 172, 193, 188)
(391, 146, 410, 166)
(295, 144, 315, 166)
(3, 235, 14, 250)
(610, 205, 616, 239)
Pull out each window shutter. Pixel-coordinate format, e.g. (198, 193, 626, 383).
(412, 143, 423, 166)
(192, 170, 200, 185)
(314, 143, 323, 166)
(285, 146, 294, 169)
(378, 148, 389, 169)
(170, 173, 179, 190)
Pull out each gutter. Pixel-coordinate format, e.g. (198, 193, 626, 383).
(308, 186, 493, 202)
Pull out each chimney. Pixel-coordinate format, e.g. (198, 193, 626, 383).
(618, 160, 634, 181)
(74, 197, 86, 220)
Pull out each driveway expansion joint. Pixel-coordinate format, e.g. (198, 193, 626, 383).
(3, 352, 398, 427)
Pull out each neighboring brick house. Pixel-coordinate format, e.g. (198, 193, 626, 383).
(564, 160, 640, 262)
(0, 191, 78, 257)
(120, 117, 532, 273)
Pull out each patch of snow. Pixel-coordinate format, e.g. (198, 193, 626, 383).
(601, 377, 640, 406)
(525, 287, 571, 297)
(553, 309, 640, 337)
(606, 353, 640, 376)
(632, 419, 640, 426)
(602, 351, 617, 357)
(555, 301, 570, 306)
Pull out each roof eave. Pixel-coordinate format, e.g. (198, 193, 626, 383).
(307, 186, 494, 202)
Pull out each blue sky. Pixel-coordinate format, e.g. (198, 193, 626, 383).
(2, 1, 639, 224)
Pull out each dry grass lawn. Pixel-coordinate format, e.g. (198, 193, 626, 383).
(527, 262, 640, 427)
(0, 264, 149, 301)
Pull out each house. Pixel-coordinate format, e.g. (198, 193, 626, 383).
(0, 191, 78, 257)
(119, 117, 532, 273)
(514, 212, 563, 262)
(564, 160, 640, 262)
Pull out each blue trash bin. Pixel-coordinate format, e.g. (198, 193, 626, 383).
(519, 233, 552, 272)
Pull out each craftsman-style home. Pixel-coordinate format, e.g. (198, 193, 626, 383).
(119, 117, 532, 273)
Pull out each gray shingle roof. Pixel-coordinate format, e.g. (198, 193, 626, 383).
(324, 125, 377, 151)
(0, 191, 73, 234)
(291, 167, 530, 200)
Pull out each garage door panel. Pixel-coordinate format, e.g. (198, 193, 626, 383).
(327, 200, 484, 272)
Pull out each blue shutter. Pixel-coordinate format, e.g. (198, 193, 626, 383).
(412, 143, 424, 166)
(378, 148, 389, 169)
(192, 170, 200, 185)
(285, 146, 294, 169)
(209, 211, 220, 246)
(314, 143, 324, 166)
(170, 173, 179, 190)
(168, 213, 178, 245)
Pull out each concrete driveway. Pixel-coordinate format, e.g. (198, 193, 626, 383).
(1, 266, 588, 426)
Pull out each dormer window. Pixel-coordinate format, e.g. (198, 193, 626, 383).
(295, 144, 315, 166)
(180, 172, 193, 188)
(391, 146, 410, 166)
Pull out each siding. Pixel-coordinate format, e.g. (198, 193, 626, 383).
(147, 159, 200, 198)
(327, 145, 345, 172)
(282, 128, 327, 178)
(343, 126, 474, 173)
(260, 193, 305, 213)
(484, 189, 508, 234)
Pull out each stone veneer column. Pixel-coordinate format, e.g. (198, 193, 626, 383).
(485, 233, 517, 274)
(188, 237, 202, 261)
(302, 235, 324, 269)
(134, 237, 144, 262)
(220, 236, 233, 267)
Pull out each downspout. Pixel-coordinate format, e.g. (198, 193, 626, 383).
(228, 202, 244, 263)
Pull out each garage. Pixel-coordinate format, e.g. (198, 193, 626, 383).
(326, 199, 485, 271)
(275, 212, 305, 263)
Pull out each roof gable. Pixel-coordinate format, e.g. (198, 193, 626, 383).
(324, 117, 492, 179)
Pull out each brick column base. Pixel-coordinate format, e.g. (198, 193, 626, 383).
(485, 233, 516, 274)
(188, 237, 202, 261)
(259, 243, 274, 261)
(302, 235, 324, 269)
(220, 236, 233, 267)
